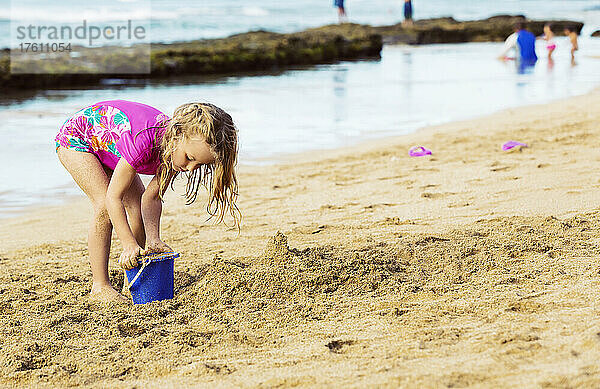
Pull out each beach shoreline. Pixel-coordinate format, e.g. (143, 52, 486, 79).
(3, 29, 600, 218)
(4, 86, 598, 224)
(1, 87, 600, 387)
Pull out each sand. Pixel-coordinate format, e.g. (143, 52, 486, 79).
(1, 88, 600, 388)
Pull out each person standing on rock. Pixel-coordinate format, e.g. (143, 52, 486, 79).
(498, 21, 538, 72)
(403, 0, 413, 26)
(334, 0, 348, 24)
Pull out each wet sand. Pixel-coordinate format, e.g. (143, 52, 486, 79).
(1, 88, 600, 388)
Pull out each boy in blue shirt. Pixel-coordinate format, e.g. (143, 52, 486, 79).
(499, 22, 538, 72)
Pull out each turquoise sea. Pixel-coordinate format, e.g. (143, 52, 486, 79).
(1, 0, 599, 47)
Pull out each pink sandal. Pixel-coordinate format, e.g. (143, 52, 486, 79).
(408, 146, 432, 157)
(502, 141, 528, 151)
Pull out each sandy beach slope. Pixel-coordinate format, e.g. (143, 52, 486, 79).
(1, 88, 599, 388)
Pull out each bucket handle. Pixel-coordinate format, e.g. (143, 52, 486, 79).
(127, 260, 149, 290)
(127, 252, 179, 290)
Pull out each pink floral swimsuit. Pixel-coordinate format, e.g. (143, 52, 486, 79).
(55, 100, 170, 175)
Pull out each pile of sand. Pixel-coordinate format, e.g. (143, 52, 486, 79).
(2, 211, 600, 387)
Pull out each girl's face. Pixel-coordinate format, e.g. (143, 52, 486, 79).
(544, 26, 552, 35)
(172, 137, 217, 172)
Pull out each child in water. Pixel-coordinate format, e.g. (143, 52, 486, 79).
(540, 23, 556, 60)
(55, 100, 241, 303)
(563, 25, 579, 65)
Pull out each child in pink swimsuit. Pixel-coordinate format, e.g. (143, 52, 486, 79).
(541, 23, 556, 60)
(55, 100, 170, 175)
(55, 100, 241, 303)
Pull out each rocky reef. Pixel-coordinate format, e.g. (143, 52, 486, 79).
(0, 24, 381, 91)
(375, 15, 584, 44)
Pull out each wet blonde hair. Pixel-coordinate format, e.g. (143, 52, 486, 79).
(155, 102, 241, 230)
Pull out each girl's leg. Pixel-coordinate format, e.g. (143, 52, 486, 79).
(56, 146, 125, 302)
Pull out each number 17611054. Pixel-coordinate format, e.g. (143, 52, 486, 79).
(18, 42, 72, 53)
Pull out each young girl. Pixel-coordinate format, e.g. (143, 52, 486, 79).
(55, 100, 241, 303)
(541, 23, 556, 60)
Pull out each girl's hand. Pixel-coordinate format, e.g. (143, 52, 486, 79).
(119, 244, 143, 270)
(143, 239, 173, 255)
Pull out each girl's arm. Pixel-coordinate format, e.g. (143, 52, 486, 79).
(106, 158, 142, 269)
(141, 174, 171, 252)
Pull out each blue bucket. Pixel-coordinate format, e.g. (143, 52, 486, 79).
(125, 252, 179, 304)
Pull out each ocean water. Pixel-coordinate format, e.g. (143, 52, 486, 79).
(1, 0, 600, 216)
(1, 39, 600, 216)
(1, 0, 599, 48)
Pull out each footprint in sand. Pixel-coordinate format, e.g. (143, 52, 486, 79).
(320, 204, 345, 210)
(422, 192, 443, 199)
(335, 180, 364, 186)
(320, 202, 359, 211)
(489, 161, 514, 172)
(467, 178, 484, 184)
(421, 192, 454, 199)
(363, 203, 397, 210)
(326, 339, 356, 354)
(378, 217, 418, 226)
(377, 174, 406, 181)
(490, 165, 512, 172)
(448, 202, 470, 208)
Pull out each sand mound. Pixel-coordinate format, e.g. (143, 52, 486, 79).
(0, 230, 409, 386)
(1, 212, 600, 387)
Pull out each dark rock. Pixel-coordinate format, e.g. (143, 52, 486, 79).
(1, 24, 382, 92)
(375, 15, 584, 45)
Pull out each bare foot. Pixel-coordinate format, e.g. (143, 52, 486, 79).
(90, 284, 130, 305)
